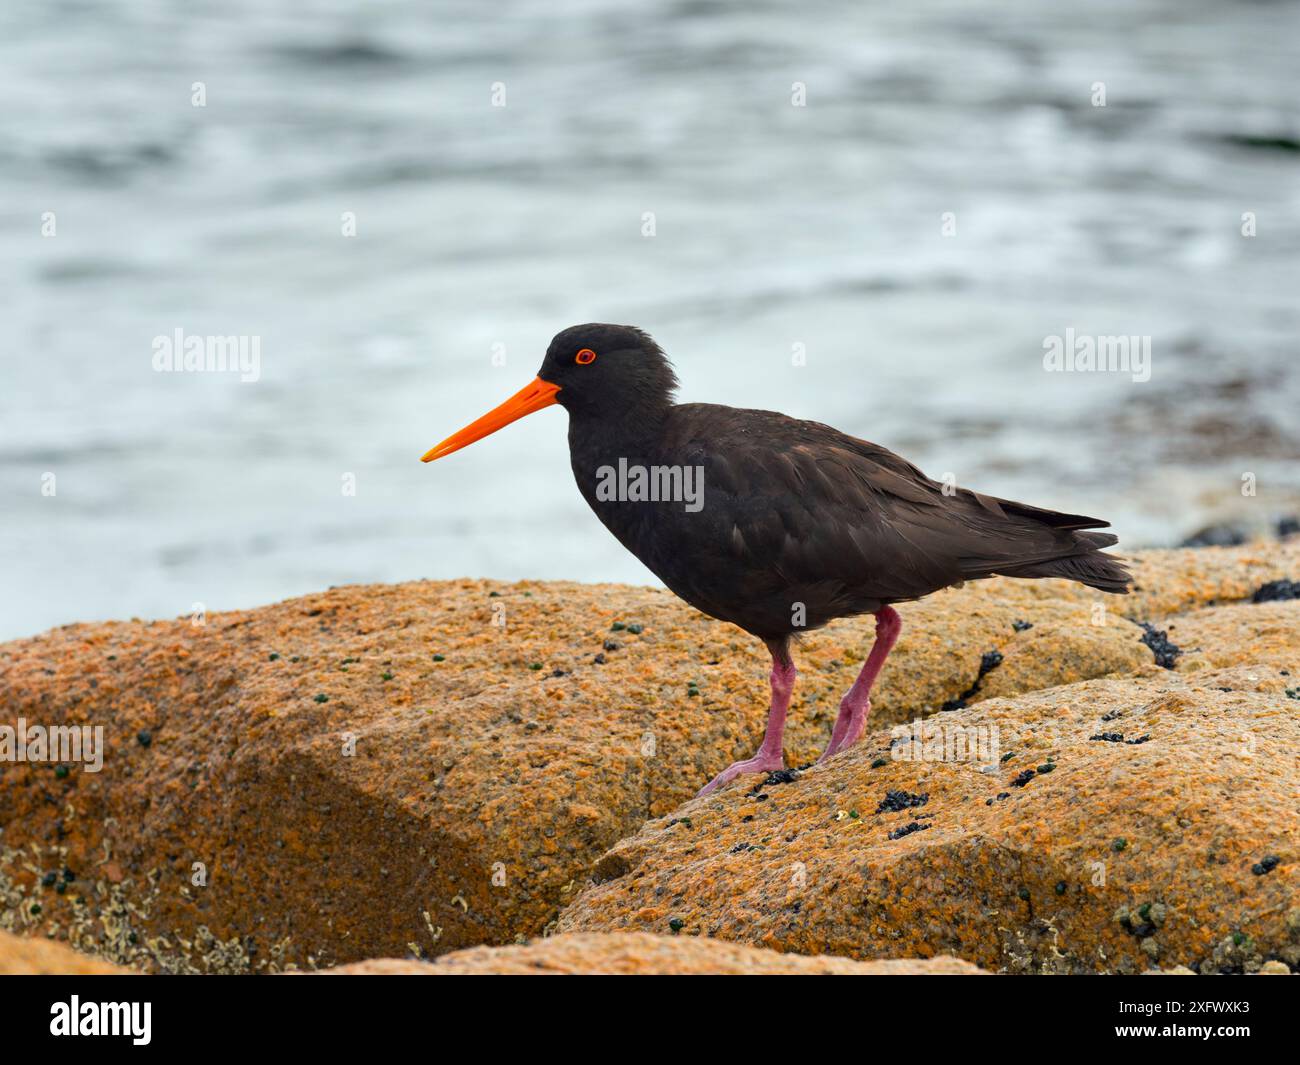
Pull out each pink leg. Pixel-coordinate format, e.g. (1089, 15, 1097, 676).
(818, 606, 902, 764)
(697, 652, 797, 797)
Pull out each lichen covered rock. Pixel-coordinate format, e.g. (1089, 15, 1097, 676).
(0, 543, 1295, 971)
(557, 660, 1300, 974)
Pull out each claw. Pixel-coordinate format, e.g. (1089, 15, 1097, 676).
(696, 752, 785, 797)
(696, 648, 796, 798)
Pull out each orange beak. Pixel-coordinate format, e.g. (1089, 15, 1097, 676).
(421, 377, 562, 462)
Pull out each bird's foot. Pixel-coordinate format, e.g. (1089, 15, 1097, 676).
(816, 698, 870, 764)
(696, 750, 785, 797)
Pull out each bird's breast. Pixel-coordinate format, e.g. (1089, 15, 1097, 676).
(564, 426, 818, 636)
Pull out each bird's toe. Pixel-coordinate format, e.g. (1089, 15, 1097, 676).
(696, 752, 784, 797)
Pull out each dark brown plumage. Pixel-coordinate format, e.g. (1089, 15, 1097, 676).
(424, 323, 1131, 794)
(572, 400, 1128, 640)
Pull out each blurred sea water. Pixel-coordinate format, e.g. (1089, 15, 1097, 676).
(2, 0, 1298, 639)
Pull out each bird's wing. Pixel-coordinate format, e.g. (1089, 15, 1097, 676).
(666, 404, 1115, 607)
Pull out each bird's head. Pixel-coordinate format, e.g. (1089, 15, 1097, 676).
(421, 323, 678, 462)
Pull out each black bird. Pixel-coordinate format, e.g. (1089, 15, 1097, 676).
(423, 324, 1130, 795)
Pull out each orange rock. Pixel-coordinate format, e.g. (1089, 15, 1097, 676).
(313, 932, 986, 975)
(1162, 601, 1299, 674)
(0, 544, 1295, 971)
(557, 661, 1300, 974)
(0, 930, 130, 975)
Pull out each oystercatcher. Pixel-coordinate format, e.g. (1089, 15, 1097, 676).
(423, 324, 1130, 795)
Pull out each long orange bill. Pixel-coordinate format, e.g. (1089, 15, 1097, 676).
(421, 376, 561, 462)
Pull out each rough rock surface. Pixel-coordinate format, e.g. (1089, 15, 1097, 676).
(315, 931, 985, 975)
(1, 543, 1296, 971)
(0, 928, 130, 975)
(556, 657, 1300, 973)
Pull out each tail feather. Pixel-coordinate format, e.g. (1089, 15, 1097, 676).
(1000, 539, 1131, 594)
(1076, 530, 1118, 550)
(956, 491, 1132, 594)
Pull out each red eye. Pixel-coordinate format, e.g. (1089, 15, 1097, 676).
(575, 349, 596, 365)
